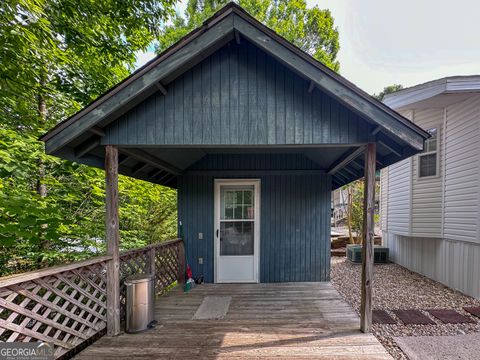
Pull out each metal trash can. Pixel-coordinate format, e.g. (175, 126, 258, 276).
(125, 274, 156, 333)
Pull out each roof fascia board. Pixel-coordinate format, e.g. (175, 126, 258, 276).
(384, 76, 480, 109)
(445, 78, 480, 92)
(44, 14, 235, 154)
(232, 13, 426, 150)
(383, 82, 446, 109)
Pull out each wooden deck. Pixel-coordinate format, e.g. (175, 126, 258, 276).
(75, 282, 391, 359)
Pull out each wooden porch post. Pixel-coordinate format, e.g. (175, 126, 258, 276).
(177, 240, 186, 284)
(360, 143, 376, 333)
(105, 145, 121, 336)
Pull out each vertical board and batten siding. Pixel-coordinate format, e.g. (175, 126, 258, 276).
(410, 108, 443, 237)
(177, 154, 331, 283)
(103, 40, 370, 146)
(384, 94, 480, 298)
(443, 95, 480, 243)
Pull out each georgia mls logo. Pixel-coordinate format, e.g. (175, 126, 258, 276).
(0, 342, 54, 360)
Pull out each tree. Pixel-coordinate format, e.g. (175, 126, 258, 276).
(157, 0, 340, 72)
(0, 0, 178, 275)
(374, 84, 404, 101)
(345, 180, 364, 244)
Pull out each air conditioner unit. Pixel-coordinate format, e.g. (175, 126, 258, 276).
(346, 244, 389, 264)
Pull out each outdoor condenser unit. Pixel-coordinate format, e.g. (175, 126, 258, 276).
(346, 245, 389, 264)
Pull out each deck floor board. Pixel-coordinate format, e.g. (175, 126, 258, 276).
(75, 282, 391, 359)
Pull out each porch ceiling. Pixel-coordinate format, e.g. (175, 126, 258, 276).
(64, 144, 396, 190)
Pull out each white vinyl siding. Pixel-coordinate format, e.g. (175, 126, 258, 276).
(385, 110, 412, 235)
(380, 168, 388, 231)
(411, 109, 443, 237)
(387, 158, 411, 235)
(382, 89, 480, 299)
(443, 95, 480, 243)
(385, 233, 480, 299)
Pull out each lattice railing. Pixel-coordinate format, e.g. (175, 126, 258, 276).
(0, 256, 111, 359)
(0, 239, 185, 359)
(154, 239, 183, 294)
(118, 239, 184, 318)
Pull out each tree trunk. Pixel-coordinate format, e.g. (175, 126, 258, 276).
(347, 186, 354, 244)
(37, 91, 47, 197)
(37, 77, 48, 251)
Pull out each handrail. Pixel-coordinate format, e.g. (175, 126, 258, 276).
(0, 239, 183, 289)
(0, 238, 185, 359)
(119, 238, 182, 257)
(0, 255, 113, 288)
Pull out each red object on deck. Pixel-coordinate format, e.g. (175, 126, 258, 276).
(186, 264, 192, 279)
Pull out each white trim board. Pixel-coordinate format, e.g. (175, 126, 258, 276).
(213, 179, 261, 283)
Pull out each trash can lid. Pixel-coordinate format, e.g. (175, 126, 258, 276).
(125, 273, 154, 284)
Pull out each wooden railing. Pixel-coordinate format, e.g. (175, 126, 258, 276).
(0, 239, 185, 359)
(118, 239, 185, 319)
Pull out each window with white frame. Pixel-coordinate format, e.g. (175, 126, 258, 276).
(418, 127, 438, 178)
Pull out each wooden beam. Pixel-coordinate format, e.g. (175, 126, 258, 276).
(148, 168, 164, 180)
(377, 132, 402, 157)
(327, 146, 366, 175)
(89, 126, 105, 137)
(234, 29, 241, 44)
(118, 154, 129, 166)
(308, 80, 315, 93)
(157, 172, 175, 184)
(177, 241, 186, 284)
(333, 170, 350, 183)
(155, 82, 168, 96)
(120, 148, 182, 175)
(360, 143, 376, 333)
(74, 137, 101, 158)
(105, 145, 120, 336)
(371, 126, 382, 136)
(341, 165, 359, 178)
(132, 162, 149, 175)
(149, 247, 156, 291)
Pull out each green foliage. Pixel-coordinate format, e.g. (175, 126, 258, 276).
(0, 127, 178, 275)
(157, 0, 340, 72)
(345, 180, 364, 243)
(0, 0, 177, 276)
(344, 179, 381, 244)
(374, 84, 404, 101)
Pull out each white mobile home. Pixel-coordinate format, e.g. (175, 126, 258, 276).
(381, 76, 480, 298)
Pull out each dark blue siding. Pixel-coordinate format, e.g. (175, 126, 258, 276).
(104, 40, 369, 146)
(178, 154, 331, 283)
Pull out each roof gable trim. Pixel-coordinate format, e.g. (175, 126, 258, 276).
(232, 13, 426, 149)
(43, 3, 429, 155)
(43, 15, 235, 154)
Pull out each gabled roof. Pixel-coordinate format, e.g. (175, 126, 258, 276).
(41, 2, 429, 154)
(384, 75, 480, 109)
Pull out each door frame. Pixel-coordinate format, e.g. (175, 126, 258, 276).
(213, 179, 261, 283)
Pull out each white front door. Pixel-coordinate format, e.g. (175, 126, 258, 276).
(214, 179, 260, 283)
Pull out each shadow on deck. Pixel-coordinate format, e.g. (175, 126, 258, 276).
(75, 282, 391, 359)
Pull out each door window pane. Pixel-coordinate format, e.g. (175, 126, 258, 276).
(221, 186, 254, 220)
(220, 221, 254, 255)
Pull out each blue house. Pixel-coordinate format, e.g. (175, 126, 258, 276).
(41, 3, 428, 325)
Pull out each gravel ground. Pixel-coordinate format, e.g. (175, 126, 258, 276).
(331, 257, 480, 359)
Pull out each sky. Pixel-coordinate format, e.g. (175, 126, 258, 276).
(135, 0, 480, 95)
